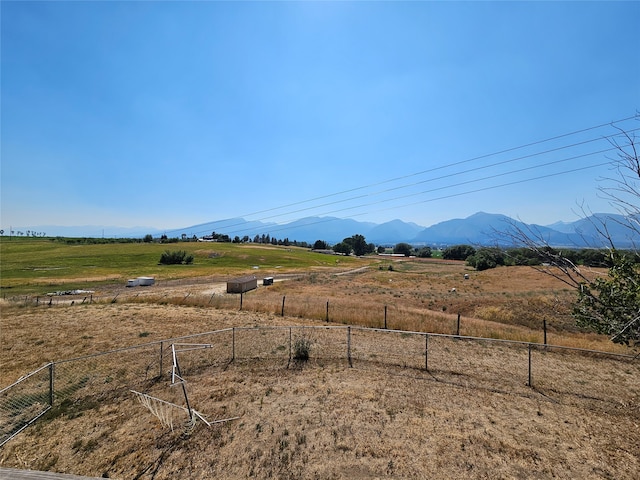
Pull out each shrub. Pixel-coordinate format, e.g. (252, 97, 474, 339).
(293, 337, 312, 362)
(159, 250, 194, 265)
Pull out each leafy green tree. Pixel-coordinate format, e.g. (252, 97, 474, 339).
(343, 234, 369, 256)
(442, 245, 476, 260)
(143, 234, 153, 243)
(332, 242, 352, 255)
(416, 247, 432, 258)
(466, 248, 505, 271)
(393, 243, 413, 257)
(579, 249, 610, 267)
(313, 240, 329, 250)
(505, 247, 541, 266)
(574, 250, 640, 345)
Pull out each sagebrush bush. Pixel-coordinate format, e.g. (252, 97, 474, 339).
(293, 337, 312, 361)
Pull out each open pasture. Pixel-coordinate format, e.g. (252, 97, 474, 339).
(1, 238, 638, 478)
(0, 305, 638, 479)
(0, 238, 364, 294)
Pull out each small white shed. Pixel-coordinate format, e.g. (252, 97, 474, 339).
(126, 276, 155, 287)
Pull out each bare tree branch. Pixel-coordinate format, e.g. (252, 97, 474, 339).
(494, 116, 640, 347)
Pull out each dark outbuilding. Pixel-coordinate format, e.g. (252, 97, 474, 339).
(226, 275, 258, 294)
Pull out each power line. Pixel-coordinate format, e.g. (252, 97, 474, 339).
(229, 161, 612, 240)
(230, 146, 618, 235)
(178, 144, 631, 239)
(161, 114, 639, 238)
(229, 114, 640, 219)
(256, 115, 639, 215)
(317, 149, 617, 218)
(210, 130, 637, 229)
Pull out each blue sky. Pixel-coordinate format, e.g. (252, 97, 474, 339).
(2, 1, 639, 236)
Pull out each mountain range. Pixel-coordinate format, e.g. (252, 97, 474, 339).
(18, 212, 638, 248)
(199, 212, 638, 248)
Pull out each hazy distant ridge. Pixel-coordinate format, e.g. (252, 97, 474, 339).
(180, 212, 634, 248)
(413, 212, 637, 248)
(12, 212, 638, 248)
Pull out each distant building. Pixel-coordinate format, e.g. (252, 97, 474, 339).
(226, 275, 258, 294)
(126, 276, 155, 287)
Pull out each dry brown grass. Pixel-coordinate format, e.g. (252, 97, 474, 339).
(1, 261, 638, 479)
(208, 263, 623, 352)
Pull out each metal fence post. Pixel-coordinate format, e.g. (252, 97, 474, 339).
(347, 326, 352, 368)
(232, 327, 236, 362)
(159, 341, 164, 378)
(281, 296, 286, 317)
(527, 343, 533, 387)
(425, 334, 429, 371)
(49, 362, 55, 406)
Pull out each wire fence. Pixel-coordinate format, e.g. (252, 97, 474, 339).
(0, 287, 579, 344)
(0, 290, 541, 341)
(0, 364, 52, 447)
(1, 325, 638, 447)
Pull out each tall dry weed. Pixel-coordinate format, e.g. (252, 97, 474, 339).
(474, 305, 515, 324)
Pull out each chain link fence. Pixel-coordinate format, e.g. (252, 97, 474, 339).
(2, 326, 638, 447)
(0, 363, 52, 447)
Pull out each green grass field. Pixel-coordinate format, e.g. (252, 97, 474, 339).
(0, 237, 368, 294)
